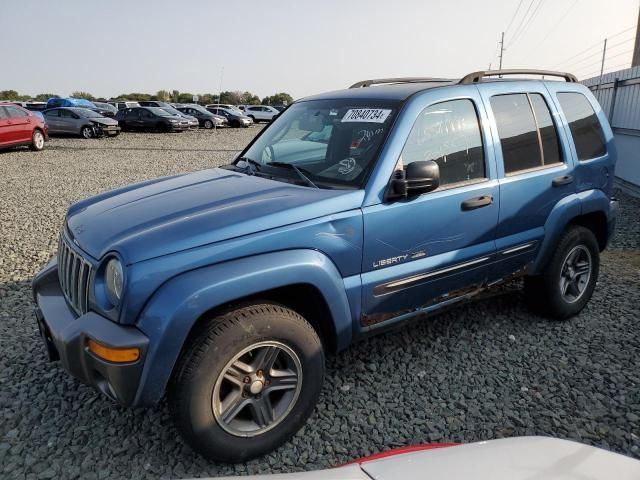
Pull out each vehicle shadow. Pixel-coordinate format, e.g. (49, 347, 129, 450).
(1, 249, 638, 479)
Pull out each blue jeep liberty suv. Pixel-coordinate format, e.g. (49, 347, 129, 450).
(33, 69, 618, 462)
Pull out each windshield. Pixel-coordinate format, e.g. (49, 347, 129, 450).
(189, 105, 210, 115)
(239, 99, 398, 188)
(76, 108, 102, 118)
(162, 106, 183, 116)
(94, 102, 117, 112)
(148, 107, 173, 117)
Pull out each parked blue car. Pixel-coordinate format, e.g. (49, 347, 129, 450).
(33, 69, 617, 462)
(45, 97, 114, 117)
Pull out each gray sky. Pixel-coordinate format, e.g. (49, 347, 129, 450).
(2, 0, 638, 99)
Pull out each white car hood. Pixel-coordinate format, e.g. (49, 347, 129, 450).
(202, 437, 640, 480)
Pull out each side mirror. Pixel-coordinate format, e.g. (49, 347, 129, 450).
(387, 160, 440, 200)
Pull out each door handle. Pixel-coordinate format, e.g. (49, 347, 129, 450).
(552, 175, 573, 187)
(461, 195, 493, 211)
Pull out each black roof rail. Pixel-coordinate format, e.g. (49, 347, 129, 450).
(349, 77, 452, 88)
(459, 69, 578, 84)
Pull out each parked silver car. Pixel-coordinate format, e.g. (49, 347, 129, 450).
(44, 107, 121, 138)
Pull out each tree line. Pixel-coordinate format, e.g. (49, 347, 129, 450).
(0, 89, 294, 106)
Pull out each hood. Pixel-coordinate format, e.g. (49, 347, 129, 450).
(66, 168, 361, 263)
(92, 117, 119, 126)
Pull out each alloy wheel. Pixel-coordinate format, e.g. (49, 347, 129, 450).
(212, 341, 302, 437)
(559, 245, 592, 303)
(33, 131, 44, 149)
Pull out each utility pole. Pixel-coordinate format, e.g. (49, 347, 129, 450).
(598, 38, 607, 87)
(498, 31, 505, 70)
(633, 5, 640, 67)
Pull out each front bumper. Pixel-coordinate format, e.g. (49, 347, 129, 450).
(96, 124, 121, 135)
(32, 257, 148, 406)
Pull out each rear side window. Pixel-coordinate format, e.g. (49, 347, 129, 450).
(5, 106, 28, 118)
(557, 92, 606, 160)
(401, 99, 485, 186)
(0, 107, 7, 119)
(491, 93, 562, 174)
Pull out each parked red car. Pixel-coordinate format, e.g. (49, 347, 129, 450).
(0, 103, 48, 151)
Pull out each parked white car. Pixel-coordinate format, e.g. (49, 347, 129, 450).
(205, 437, 640, 480)
(243, 105, 280, 123)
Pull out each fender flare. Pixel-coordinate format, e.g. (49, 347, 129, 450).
(132, 249, 353, 406)
(532, 189, 609, 273)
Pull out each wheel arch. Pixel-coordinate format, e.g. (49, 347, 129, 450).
(532, 189, 611, 273)
(132, 249, 354, 406)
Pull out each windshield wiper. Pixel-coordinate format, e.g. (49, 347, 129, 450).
(266, 162, 319, 189)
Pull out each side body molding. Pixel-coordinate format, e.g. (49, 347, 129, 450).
(133, 249, 355, 406)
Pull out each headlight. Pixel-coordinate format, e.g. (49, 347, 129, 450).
(105, 258, 124, 307)
(169, 119, 179, 123)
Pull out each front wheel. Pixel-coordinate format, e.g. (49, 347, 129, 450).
(203, 119, 214, 129)
(525, 225, 600, 319)
(80, 126, 93, 139)
(168, 303, 325, 462)
(29, 129, 45, 151)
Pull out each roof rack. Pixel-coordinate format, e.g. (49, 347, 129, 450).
(459, 69, 577, 84)
(349, 77, 452, 88)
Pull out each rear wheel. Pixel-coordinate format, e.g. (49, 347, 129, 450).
(203, 119, 214, 129)
(248, 115, 256, 123)
(168, 303, 324, 462)
(29, 129, 45, 151)
(525, 225, 599, 319)
(80, 126, 93, 139)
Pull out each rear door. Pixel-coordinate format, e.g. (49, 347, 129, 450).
(361, 90, 500, 327)
(0, 107, 12, 144)
(44, 109, 61, 133)
(4, 105, 32, 143)
(478, 82, 575, 279)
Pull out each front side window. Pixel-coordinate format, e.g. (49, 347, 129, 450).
(400, 99, 485, 186)
(240, 99, 399, 188)
(491, 93, 562, 175)
(557, 92, 606, 160)
(45, 109, 59, 117)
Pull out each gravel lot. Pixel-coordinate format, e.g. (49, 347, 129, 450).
(1, 129, 639, 479)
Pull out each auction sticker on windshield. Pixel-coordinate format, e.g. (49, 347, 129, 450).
(341, 108, 391, 123)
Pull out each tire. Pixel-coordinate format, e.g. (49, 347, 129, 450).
(29, 129, 45, 151)
(248, 115, 256, 123)
(203, 119, 214, 129)
(157, 122, 169, 133)
(524, 225, 599, 319)
(169, 303, 324, 462)
(80, 125, 93, 139)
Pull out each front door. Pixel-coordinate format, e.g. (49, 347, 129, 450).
(361, 94, 499, 328)
(477, 82, 576, 280)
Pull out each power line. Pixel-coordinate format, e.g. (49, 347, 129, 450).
(505, 0, 536, 48)
(563, 38, 634, 70)
(504, 0, 526, 36)
(552, 25, 636, 68)
(539, 0, 578, 45)
(508, 0, 547, 49)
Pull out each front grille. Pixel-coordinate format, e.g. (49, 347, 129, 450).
(57, 234, 92, 316)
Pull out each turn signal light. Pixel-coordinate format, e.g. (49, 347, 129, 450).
(87, 339, 140, 363)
